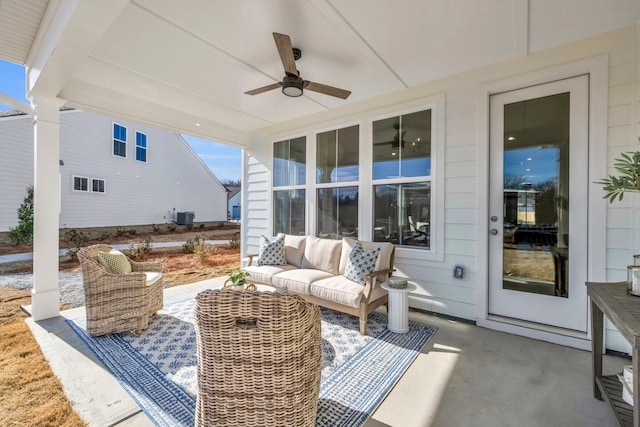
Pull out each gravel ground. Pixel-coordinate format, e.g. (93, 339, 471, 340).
(0, 272, 85, 308)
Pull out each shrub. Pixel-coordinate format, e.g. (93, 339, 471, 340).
(128, 236, 153, 260)
(167, 224, 176, 232)
(8, 186, 34, 245)
(64, 229, 88, 261)
(98, 231, 111, 241)
(115, 227, 128, 237)
(152, 224, 161, 232)
(229, 231, 241, 249)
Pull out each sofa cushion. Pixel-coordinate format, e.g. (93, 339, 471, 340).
(271, 269, 334, 295)
(257, 234, 286, 266)
(339, 237, 394, 275)
(310, 276, 364, 308)
(245, 264, 297, 285)
(284, 234, 306, 267)
(301, 236, 342, 275)
(344, 241, 381, 286)
(98, 249, 132, 274)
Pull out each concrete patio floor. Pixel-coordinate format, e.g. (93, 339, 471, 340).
(27, 277, 625, 426)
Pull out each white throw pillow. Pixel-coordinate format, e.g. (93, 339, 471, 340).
(98, 249, 132, 274)
(257, 234, 287, 266)
(344, 240, 380, 286)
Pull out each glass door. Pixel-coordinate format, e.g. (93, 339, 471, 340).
(488, 75, 589, 333)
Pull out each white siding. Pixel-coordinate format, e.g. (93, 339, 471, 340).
(1, 110, 228, 230)
(243, 23, 640, 341)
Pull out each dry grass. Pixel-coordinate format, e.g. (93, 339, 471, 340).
(503, 246, 555, 282)
(0, 289, 86, 426)
(0, 234, 240, 426)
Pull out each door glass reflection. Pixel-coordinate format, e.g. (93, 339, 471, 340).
(502, 92, 570, 298)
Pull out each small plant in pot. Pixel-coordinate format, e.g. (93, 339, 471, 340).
(224, 268, 250, 289)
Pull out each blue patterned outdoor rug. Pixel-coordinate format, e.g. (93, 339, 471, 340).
(67, 289, 437, 427)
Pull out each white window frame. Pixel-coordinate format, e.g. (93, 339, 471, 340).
(366, 96, 445, 262)
(91, 178, 106, 194)
(135, 131, 147, 163)
(113, 122, 127, 158)
(314, 123, 361, 239)
(272, 134, 307, 236)
(72, 176, 89, 192)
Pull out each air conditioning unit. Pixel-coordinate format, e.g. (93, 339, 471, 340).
(176, 211, 195, 225)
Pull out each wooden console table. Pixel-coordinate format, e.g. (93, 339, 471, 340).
(587, 281, 639, 427)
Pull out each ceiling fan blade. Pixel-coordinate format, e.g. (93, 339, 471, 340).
(245, 82, 281, 95)
(273, 32, 298, 76)
(304, 81, 351, 99)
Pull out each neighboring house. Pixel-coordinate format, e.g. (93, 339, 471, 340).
(0, 109, 228, 231)
(227, 186, 241, 220)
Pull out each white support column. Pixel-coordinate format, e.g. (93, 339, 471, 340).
(31, 97, 65, 321)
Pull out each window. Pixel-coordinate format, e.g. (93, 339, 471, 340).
(316, 125, 359, 239)
(73, 176, 89, 192)
(317, 187, 358, 239)
(113, 123, 127, 157)
(92, 178, 105, 193)
(135, 132, 147, 162)
(274, 189, 306, 235)
(273, 137, 306, 235)
(372, 109, 432, 249)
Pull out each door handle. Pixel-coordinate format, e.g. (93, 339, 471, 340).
(490, 229, 498, 235)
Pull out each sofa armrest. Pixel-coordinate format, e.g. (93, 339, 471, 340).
(245, 253, 259, 267)
(362, 267, 396, 300)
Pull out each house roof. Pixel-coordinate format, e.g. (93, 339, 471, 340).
(0, 1, 637, 145)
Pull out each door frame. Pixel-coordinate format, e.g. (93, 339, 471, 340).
(476, 55, 608, 349)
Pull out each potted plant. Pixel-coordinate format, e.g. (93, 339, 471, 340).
(598, 138, 640, 203)
(224, 267, 250, 289)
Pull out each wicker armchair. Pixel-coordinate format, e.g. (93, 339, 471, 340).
(78, 244, 164, 336)
(194, 289, 322, 427)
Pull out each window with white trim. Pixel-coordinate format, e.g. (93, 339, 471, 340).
(113, 123, 127, 157)
(273, 136, 306, 235)
(372, 109, 432, 249)
(135, 131, 147, 162)
(316, 125, 359, 239)
(73, 176, 89, 192)
(92, 178, 105, 193)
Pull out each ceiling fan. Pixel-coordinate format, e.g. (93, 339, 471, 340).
(245, 32, 351, 99)
(375, 123, 408, 149)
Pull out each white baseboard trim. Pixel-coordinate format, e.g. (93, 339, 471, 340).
(477, 317, 591, 351)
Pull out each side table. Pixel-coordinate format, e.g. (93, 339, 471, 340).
(381, 281, 416, 333)
(586, 281, 639, 427)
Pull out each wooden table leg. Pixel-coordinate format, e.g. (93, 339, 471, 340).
(634, 347, 639, 427)
(591, 298, 603, 400)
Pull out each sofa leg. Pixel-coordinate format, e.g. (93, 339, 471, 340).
(359, 318, 367, 335)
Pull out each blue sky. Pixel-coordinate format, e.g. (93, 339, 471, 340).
(0, 60, 241, 183)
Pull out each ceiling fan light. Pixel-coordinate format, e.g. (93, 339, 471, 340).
(282, 77, 303, 97)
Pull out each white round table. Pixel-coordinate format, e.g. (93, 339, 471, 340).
(381, 281, 417, 333)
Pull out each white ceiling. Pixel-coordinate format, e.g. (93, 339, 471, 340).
(1, 0, 638, 145)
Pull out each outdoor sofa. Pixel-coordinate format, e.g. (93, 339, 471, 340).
(244, 234, 395, 334)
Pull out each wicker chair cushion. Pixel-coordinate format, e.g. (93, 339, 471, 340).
(257, 234, 287, 266)
(344, 241, 380, 286)
(144, 271, 163, 286)
(98, 249, 132, 274)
